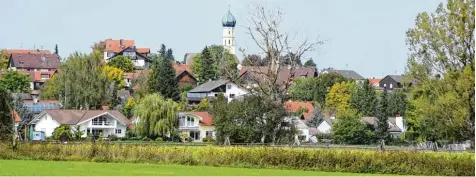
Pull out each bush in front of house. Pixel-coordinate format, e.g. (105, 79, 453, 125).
(0, 143, 473, 176)
(202, 136, 215, 144)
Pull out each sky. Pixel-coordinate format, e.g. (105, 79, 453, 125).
(1, 0, 444, 78)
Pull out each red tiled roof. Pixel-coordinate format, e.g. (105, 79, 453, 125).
(105, 39, 150, 54)
(368, 78, 381, 86)
(6, 49, 51, 55)
(136, 48, 150, 54)
(13, 110, 21, 122)
(173, 63, 193, 77)
(10, 53, 60, 69)
(283, 101, 314, 113)
(184, 112, 213, 126)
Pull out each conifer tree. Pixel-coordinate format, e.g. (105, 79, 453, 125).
(375, 89, 390, 140)
(148, 44, 179, 101)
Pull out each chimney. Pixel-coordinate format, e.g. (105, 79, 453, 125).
(33, 96, 38, 104)
(287, 65, 291, 69)
(396, 112, 400, 117)
(119, 39, 123, 47)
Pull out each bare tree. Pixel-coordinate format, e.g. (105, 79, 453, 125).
(239, 2, 323, 103)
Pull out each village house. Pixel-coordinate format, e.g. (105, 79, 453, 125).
(282, 101, 314, 142)
(178, 112, 214, 142)
(368, 77, 383, 90)
(123, 63, 197, 90)
(315, 116, 406, 138)
(104, 39, 151, 69)
(186, 79, 248, 104)
(379, 75, 416, 90)
(29, 109, 131, 140)
(321, 68, 366, 85)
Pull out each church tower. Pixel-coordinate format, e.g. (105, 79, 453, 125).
(222, 8, 236, 54)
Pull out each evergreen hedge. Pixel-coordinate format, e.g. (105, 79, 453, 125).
(0, 143, 473, 176)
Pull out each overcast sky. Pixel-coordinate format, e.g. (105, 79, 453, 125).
(1, 0, 443, 78)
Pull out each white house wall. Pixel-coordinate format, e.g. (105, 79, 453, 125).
(317, 121, 332, 134)
(34, 114, 60, 137)
(200, 125, 215, 139)
(132, 59, 146, 68)
(225, 83, 249, 102)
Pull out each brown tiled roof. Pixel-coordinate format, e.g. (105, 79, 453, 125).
(136, 48, 150, 54)
(283, 101, 314, 113)
(22, 71, 55, 82)
(10, 53, 60, 69)
(183, 112, 213, 126)
(173, 63, 195, 78)
(6, 49, 51, 55)
(43, 109, 131, 125)
(240, 66, 317, 84)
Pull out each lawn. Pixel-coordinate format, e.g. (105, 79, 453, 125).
(0, 160, 378, 176)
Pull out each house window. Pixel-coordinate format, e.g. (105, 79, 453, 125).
(115, 129, 122, 134)
(91, 129, 101, 136)
(186, 116, 195, 127)
(230, 94, 235, 98)
(41, 74, 49, 79)
(228, 31, 230, 35)
(92, 116, 108, 125)
(205, 131, 214, 137)
(107, 52, 115, 57)
(189, 131, 200, 140)
(227, 84, 231, 89)
(124, 51, 136, 58)
(390, 84, 393, 88)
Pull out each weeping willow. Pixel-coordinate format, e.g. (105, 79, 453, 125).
(135, 93, 179, 137)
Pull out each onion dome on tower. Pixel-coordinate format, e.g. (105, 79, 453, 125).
(222, 10, 236, 27)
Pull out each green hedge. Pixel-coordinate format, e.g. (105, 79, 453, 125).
(0, 143, 473, 176)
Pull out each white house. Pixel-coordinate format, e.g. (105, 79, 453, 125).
(315, 116, 406, 138)
(187, 79, 248, 104)
(103, 39, 151, 69)
(29, 109, 131, 139)
(178, 112, 215, 142)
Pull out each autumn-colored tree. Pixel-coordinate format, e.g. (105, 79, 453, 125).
(325, 81, 357, 115)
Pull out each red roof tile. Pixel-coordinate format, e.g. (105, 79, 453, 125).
(13, 110, 21, 122)
(283, 101, 314, 113)
(105, 39, 135, 53)
(136, 48, 150, 54)
(368, 78, 382, 86)
(184, 112, 213, 126)
(173, 63, 193, 77)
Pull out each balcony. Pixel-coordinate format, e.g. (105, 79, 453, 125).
(89, 120, 117, 128)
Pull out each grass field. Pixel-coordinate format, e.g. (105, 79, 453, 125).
(0, 160, 378, 176)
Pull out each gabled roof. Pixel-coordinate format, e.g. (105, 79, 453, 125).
(188, 79, 229, 93)
(109, 46, 151, 61)
(324, 69, 364, 80)
(368, 78, 382, 86)
(387, 75, 403, 83)
(361, 117, 402, 132)
(37, 109, 130, 125)
(9, 53, 60, 69)
(182, 111, 213, 126)
(105, 39, 134, 52)
(283, 101, 314, 113)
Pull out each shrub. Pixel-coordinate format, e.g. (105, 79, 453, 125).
(0, 143, 472, 176)
(202, 136, 215, 143)
(155, 137, 164, 142)
(141, 137, 151, 141)
(108, 135, 119, 141)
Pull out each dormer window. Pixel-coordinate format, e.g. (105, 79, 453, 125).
(19, 60, 24, 64)
(41, 74, 49, 79)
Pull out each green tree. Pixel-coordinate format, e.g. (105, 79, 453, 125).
(212, 93, 232, 144)
(134, 93, 179, 138)
(303, 59, 316, 67)
(325, 81, 357, 115)
(375, 90, 390, 140)
(91, 40, 106, 52)
(405, 0, 474, 143)
(148, 44, 179, 101)
(0, 70, 31, 93)
(52, 125, 72, 140)
(107, 56, 134, 72)
(191, 45, 238, 83)
(350, 79, 378, 116)
(54, 44, 59, 55)
(288, 73, 347, 104)
(0, 86, 13, 141)
(52, 50, 109, 109)
(12, 95, 34, 140)
(241, 54, 267, 66)
(120, 98, 135, 119)
(40, 75, 59, 100)
(306, 103, 324, 128)
(387, 90, 408, 117)
(332, 109, 372, 144)
(72, 125, 84, 140)
(0, 49, 9, 70)
(195, 98, 210, 111)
